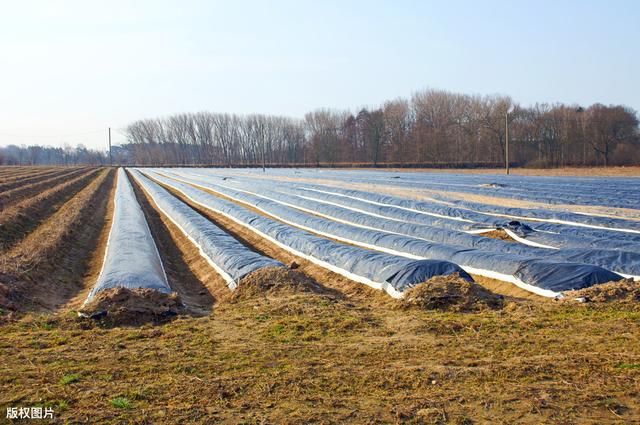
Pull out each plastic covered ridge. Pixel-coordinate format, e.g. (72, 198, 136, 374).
(131, 170, 284, 289)
(85, 168, 170, 302)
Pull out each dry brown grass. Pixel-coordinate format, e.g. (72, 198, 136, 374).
(399, 273, 504, 312)
(565, 278, 640, 303)
(0, 292, 638, 423)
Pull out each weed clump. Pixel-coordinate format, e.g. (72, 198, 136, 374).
(400, 273, 504, 312)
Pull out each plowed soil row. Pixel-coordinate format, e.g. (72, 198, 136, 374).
(0, 169, 115, 312)
(0, 168, 101, 252)
(0, 166, 61, 179)
(0, 167, 56, 183)
(0, 167, 82, 193)
(0, 167, 91, 209)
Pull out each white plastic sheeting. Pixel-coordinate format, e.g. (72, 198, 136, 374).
(130, 169, 284, 289)
(140, 169, 473, 299)
(156, 170, 623, 297)
(85, 168, 170, 302)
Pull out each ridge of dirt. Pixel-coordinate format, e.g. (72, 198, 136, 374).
(399, 273, 505, 312)
(0, 167, 90, 209)
(0, 168, 114, 312)
(0, 167, 81, 193)
(0, 167, 61, 180)
(78, 287, 183, 327)
(565, 278, 640, 303)
(0, 168, 101, 252)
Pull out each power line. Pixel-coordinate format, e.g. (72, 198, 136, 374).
(0, 129, 107, 138)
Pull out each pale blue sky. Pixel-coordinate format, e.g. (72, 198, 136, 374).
(1, 0, 638, 150)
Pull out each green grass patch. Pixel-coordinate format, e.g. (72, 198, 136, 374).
(616, 363, 640, 370)
(110, 396, 132, 409)
(59, 373, 81, 385)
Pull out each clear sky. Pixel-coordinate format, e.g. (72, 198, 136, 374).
(1, 0, 638, 150)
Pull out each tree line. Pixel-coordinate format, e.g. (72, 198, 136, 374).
(123, 89, 639, 168)
(0, 144, 107, 166)
(2, 88, 638, 168)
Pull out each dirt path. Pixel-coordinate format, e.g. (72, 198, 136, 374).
(0, 169, 114, 312)
(0, 169, 101, 252)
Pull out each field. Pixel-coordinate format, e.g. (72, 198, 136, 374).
(1, 165, 639, 424)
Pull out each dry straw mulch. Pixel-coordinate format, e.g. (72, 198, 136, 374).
(400, 273, 505, 312)
(79, 287, 183, 326)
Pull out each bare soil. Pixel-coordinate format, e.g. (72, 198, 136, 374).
(0, 166, 62, 180)
(0, 169, 114, 312)
(471, 274, 545, 302)
(480, 229, 518, 242)
(0, 168, 100, 252)
(0, 167, 82, 193)
(0, 167, 90, 209)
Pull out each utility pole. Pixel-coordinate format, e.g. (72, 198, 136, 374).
(108, 127, 112, 167)
(262, 138, 266, 172)
(505, 110, 509, 175)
